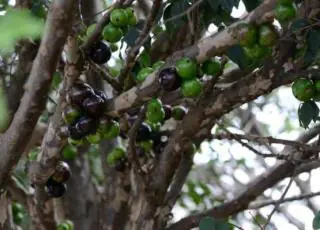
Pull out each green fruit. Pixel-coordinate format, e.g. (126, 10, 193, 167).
(65, 220, 74, 230)
(110, 9, 128, 27)
(57, 223, 69, 230)
(13, 212, 24, 225)
(146, 98, 165, 123)
(110, 43, 118, 52)
(292, 78, 316, 101)
(274, 3, 297, 23)
(182, 79, 203, 98)
(146, 120, 161, 132)
(176, 57, 197, 80)
(186, 143, 196, 155)
(244, 44, 268, 60)
(103, 23, 123, 43)
(152, 61, 165, 70)
(314, 80, 320, 92)
(138, 140, 154, 152)
(86, 132, 102, 144)
(128, 15, 137, 26)
(86, 23, 96, 37)
(12, 202, 24, 215)
(124, 7, 134, 19)
(202, 59, 221, 76)
(68, 137, 85, 146)
(107, 147, 126, 164)
(258, 24, 279, 47)
(62, 145, 77, 160)
(62, 105, 81, 125)
(125, 7, 137, 26)
(103, 120, 120, 139)
(135, 67, 154, 83)
(237, 23, 258, 47)
(172, 105, 187, 121)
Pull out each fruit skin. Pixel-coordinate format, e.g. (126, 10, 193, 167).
(172, 105, 187, 121)
(159, 67, 182, 91)
(82, 93, 105, 118)
(94, 89, 108, 102)
(182, 79, 203, 98)
(75, 116, 99, 136)
(238, 23, 258, 47)
(114, 158, 127, 171)
(146, 98, 165, 124)
(243, 44, 268, 60)
(45, 178, 66, 198)
(103, 23, 123, 43)
(67, 82, 95, 106)
(57, 223, 70, 230)
(314, 80, 320, 92)
(110, 9, 128, 27)
(86, 23, 96, 38)
(62, 105, 82, 125)
(136, 122, 152, 142)
(62, 145, 77, 160)
(103, 120, 120, 139)
(125, 7, 137, 26)
(138, 139, 154, 152)
(89, 41, 112, 65)
(136, 67, 154, 83)
(51, 161, 71, 183)
(152, 61, 165, 70)
(163, 104, 172, 120)
(86, 132, 102, 144)
(258, 24, 279, 47)
(274, 3, 297, 23)
(13, 212, 24, 225)
(175, 57, 197, 80)
(107, 147, 126, 165)
(292, 78, 316, 102)
(12, 202, 24, 215)
(202, 59, 221, 76)
(68, 124, 85, 140)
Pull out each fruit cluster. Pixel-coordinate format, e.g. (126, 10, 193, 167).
(86, 7, 137, 65)
(62, 80, 120, 145)
(136, 57, 221, 98)
(274, 0, 297, 24)
(45, 161, 71, 198)
(57, 220, 74, 230)
(12, 202, 25, 226)
(292, 78, 320, 102)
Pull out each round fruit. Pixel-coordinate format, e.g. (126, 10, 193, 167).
(110, 43, 118, 52)
(125, 7, 137, 26)
(75, 116, 98, 136)
(146, 120, 161, 132)
(136, 67, 154, 83)
(68, 124, 85, 140)
(86, 23, 96, 38)
(136, 122, 152, 141)
(159, 67, 182, 91)
(182, 79, 203, 98)
(146, 98, 165, 123)
(65, 220, 74, 230)
(314, 80, 320, 92)
(237, 23, 258, 47)
(57, 223, 69, 230)
(12, 202, 24, 215)
(67, 82, 94, 106)
(243, 44, 268, 60)
(274, 3, 297, 23)
(82, 93, 105, 118)
(13, 212, 24, 225)
(94, 89, 108, 102)
(152, 60, 165, 70)
(62, 105, 82, 125)
(103, 120, 120, 139)
(62, 145, 77, 160)
(138, 140, 154, 152)
(107, 147, 126, 165)
(163, 104, 172, 120)
(172, 105, 187, 120)
(68, 137, 85, 146)
(258, 24, 279, 47)
(202, 59, 221, 76)
(89, 41, 112, 65)
(87, 132, 102, 144)
(292, 78, 316, 101)
(51, 161, 71, 183)
(175, 57, 197, 80)
(110, 9, 128, 27)
(103, 23, 123, 43)
(45, 178, 66, 198)
(185, 143, 197, 155)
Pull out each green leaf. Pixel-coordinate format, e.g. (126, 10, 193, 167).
(242, 0, 261, 11)
(313, 211, 320, 229)
(304, 30, 320, 65)
(0, 8, 44, 54)
(298, 101, 319, 129)
(199, 217, 232, 230)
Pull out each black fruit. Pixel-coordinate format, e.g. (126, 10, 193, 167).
(68, 124, 85, 140)
(45, 178, 66, 198)
(67, 83, 94, 106)
(75, 116, 98, 136)
(82, 94, 105, 118)
(51, 161, 71, 183)
(136, 122, 152, 142)
(163, 104, 172, 120)
(89, 41, 112, 65)
(94, 89, 108, 102)
(159, 67, 182, 91)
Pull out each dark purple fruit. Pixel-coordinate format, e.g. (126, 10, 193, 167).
(82, 94, 105, 118)
(51, 161, 71, 183)
(67, 83, 95, 106)
(114, 158, 126, 171)
(68, 124, 85, 140)
(163, 104, 172, 120)
(136, 122, 152, 142)
(75, 116, 98, 136)
(159, 67, 182, 91)
(89, 41, 112, 65)
(94, 89, 108, 102)
(45, 178, 66, 198)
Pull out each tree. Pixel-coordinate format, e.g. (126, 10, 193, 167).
(0, 0, 320, 229)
